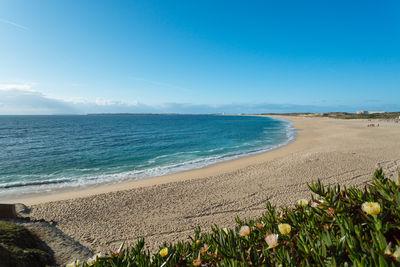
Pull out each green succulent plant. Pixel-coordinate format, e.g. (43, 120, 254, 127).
(72, 168, 400, 267)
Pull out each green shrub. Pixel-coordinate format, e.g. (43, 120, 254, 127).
(73, 169, 400, 266)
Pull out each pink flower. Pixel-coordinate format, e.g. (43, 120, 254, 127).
(265, 234, 279, 249)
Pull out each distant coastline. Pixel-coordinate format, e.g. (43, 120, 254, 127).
(258, 111, 400, 120)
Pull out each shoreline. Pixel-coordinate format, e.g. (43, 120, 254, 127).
(7, 115, 298, 205)
(17, 116, 400, 253)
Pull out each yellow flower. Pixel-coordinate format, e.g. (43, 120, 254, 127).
(195, 239, 201, 246)
(278, 223, 291, 235)
(239, 225, 251, 237)
(86, 252, 101, 266)
(297, 199, 308, 206)
(265, 234, 279, 249)
(393, 246, 400, 260)
(159, 247, 168, 257)
(193, 258, 202, 266)
(385, 243, 392, 255)
(362, 202, 381, 215)
(66, 260, 80, 267)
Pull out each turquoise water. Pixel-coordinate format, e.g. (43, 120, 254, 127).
(0, 115, 295, 199)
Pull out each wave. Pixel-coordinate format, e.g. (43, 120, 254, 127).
(0, 117, 296, 198)
(0, 177, 74, 189)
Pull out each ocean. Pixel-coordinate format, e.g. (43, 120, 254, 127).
(0, 114, 295, 200)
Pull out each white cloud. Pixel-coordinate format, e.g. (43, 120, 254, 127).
(0, 18, 28, 30)
(0, 89, 77, 115)
(1, 87, 398, 115)
(94, 98, 138, 107)
(0, 88, 147, 115)
(0, 83, 36, 91)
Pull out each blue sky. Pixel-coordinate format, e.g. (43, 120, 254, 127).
(0, 0, 399, 114)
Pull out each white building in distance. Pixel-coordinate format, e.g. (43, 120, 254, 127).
(356, 110, 386, 114)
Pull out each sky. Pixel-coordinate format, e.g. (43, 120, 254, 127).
(0, 0, 399, 114)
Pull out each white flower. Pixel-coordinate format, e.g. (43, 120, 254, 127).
(297, 199, 308, 206)
(265, 234, 279, 248)
(239, 225, 251, 237)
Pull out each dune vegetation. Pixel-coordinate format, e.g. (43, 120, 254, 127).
(260, 112, 400, 120)
(68, 169, 400, 266)
(0, 220, 53, 267)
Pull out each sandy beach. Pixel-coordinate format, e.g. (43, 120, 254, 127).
(20, 116, 400, 253)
